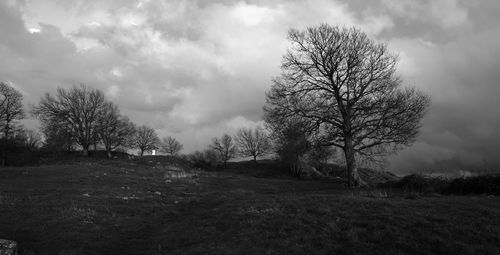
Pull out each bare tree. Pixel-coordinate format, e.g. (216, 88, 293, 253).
(159, 136, 183, 156)
(32, 84, 107, 156)
(133, 125, 160, 157)
(40, 118, 75, 151)
(210, 133, 237, 168)
(98, 102, 136, 158)
(188, 149, 219, 169)
(267, 119, 311, 177)
(264, 24, 430, 186)
(23, 129, 42, 150)
(0, 82, 25, 166)
(234, 127, 271, 162)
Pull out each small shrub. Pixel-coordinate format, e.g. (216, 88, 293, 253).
(187, 150, 220, 170)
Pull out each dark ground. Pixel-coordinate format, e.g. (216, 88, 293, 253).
(0, 156, 499, 254)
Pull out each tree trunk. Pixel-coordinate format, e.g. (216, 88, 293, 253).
(140, 149, 144, 157)
(82, 146, 89, 156)
(344, 149, 360, 187)
(291, 155, 302, 179)
(106, 147, 112, 158)
(343, 136, 362, 187)
(2, 128, 8, 166)
(1, 139, 6, 167)
(253, 155, 257, 163)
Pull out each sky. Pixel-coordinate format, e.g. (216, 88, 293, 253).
(1, 0, 500, 175)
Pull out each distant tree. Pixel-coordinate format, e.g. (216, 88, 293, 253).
(266, 116, 336, 177)
(188, 149, 219, 169)
(0, 82, 25, 166)
(40, 118, 75, 151)
(32, 84, 108, 156)
(23, 129, 42, 150)
(159, 136, 183, 156)
(234, 127, 271, 162)
(10, 127, 29, 147)
(209, 133, 237, 168)
(133, 125, 160, 157)
(307, 143, 336, 173)
(98, 102, 136, 158)
(267, 119, 311, 177)
(188, 150, 206, 167)
(264, 24, 430, 186)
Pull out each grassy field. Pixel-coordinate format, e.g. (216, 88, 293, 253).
(0, 156, 499, 254)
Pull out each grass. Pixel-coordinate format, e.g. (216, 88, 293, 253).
(0, 157, 499, 254)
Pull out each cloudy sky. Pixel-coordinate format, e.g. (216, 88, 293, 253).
(1, 0, 499, 175)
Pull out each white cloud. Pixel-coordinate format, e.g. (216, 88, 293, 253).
(28, 27, 40, 33)
(230, 3, 274, 26)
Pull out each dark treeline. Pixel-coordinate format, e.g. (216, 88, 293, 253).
(0, 81, 275, 168)
(0, 83, 185, 165)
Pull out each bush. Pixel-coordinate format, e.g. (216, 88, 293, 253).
(187, 150, 220, 170)
(307, 145, 336, 173)
(1, 145, 43, 166)
(380, 173, 500, 196)
(444, 175, 500, 195)
(380, 174, 449, 194)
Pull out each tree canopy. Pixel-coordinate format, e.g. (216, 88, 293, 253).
(0, 82, 25, 165)
(33, 84, 108, 156)
(159, 136, 183, 156)
(133, 125, 160, 157)
(234, 127, 271, 162)
(210, 133, 237, 168)
(264, 24, 430, 186)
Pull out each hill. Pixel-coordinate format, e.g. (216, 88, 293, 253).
(222, 160, 399, 185)
(0, 158, 499, 254)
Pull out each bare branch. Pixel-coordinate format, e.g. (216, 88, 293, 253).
(264, 24, 430, 186)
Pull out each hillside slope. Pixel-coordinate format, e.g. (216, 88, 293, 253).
(0, 160, 498, 254)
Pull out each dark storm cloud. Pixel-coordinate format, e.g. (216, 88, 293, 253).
(381, 1, 500, 174)
(1, 0, 500, 174)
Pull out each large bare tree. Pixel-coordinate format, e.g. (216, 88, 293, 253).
(133, 125, 160, 157)
(264, 25, 430, 186)
(33, 84, 107, 156)
(234, 127, 271, 163)
(98, 102, 136, 158)
(159, 136, 183, 156)
(0, 82, 25, 165)
(210, 133, 237, 168)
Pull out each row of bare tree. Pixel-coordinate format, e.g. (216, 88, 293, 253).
(0, 81, 274, 165)
(187, 127, 272, 169)
(31, 84, 190, 158)
(0, 82, 186, 161)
